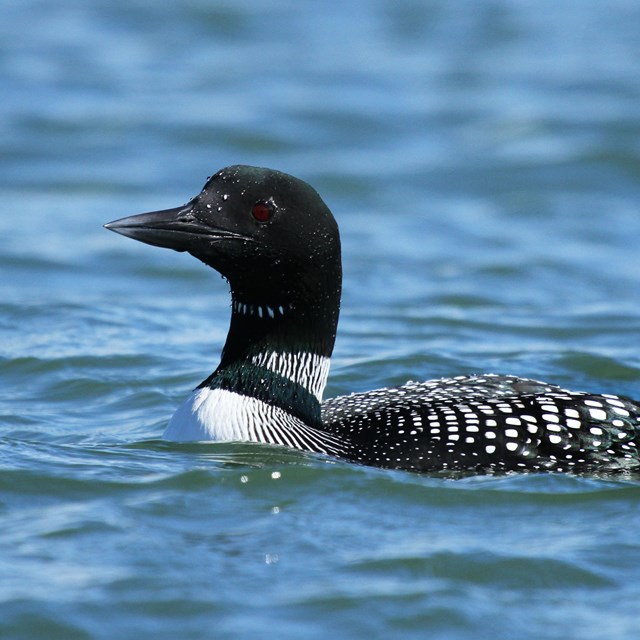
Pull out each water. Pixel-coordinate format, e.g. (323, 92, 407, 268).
(2, 1, 640, 638)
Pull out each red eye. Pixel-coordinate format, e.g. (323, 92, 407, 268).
(252, 200, 274, 223)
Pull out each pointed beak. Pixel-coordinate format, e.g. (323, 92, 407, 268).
(105, 203, 214, 252)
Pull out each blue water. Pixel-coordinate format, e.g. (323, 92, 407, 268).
(2, 1, 640, 638)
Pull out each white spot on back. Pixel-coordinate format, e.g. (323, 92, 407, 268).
(589, 408, 607, 421)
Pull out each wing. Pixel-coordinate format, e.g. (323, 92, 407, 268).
(321, 374, 640, 473)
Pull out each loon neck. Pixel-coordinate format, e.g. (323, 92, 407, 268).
(199, 288, 340, 428)
(221, 288, 340, 366)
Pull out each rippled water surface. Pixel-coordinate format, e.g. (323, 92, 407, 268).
(2, 1, 640, 638)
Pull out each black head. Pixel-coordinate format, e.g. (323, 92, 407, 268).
(106, 166, 342, 361)
(105, 165, 341, 306)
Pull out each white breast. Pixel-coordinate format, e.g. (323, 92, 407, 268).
(163, 387, 257, 442)
(162, 385, 343, 455)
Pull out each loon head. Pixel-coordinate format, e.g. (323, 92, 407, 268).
(106, 165, 342, 362)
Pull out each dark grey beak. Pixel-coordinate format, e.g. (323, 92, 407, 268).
(104, 203, 207, 252)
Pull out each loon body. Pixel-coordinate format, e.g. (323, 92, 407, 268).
(106, 165, 640, 474)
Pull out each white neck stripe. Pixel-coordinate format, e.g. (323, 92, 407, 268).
(232, 300, 293, 317)
(251, 351, 330, 401)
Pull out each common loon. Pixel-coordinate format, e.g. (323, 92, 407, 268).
(105, 165, 640, 474)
